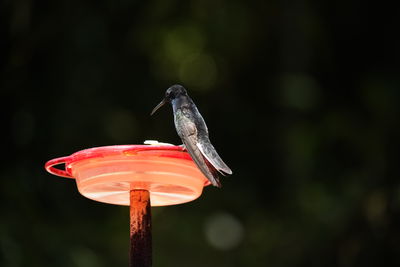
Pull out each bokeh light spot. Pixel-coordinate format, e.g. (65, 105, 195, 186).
(280, 73, 320, 110)
(365, 191, 387, 226)
(179, 53, 217, 91)
(204, 212, 244, 250)
(164, 25, 205, 65)
(70, 246, 102, 267)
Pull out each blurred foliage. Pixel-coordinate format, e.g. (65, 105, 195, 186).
(1, 0, 400, 266)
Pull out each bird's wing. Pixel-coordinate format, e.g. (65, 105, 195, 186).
(197, 140, 232, 175)
(179, 120, 221, 187)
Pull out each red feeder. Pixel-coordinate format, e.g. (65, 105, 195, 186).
(45, 144, 210, 266)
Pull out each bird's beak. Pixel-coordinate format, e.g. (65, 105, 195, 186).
(150, 98, 167, 115)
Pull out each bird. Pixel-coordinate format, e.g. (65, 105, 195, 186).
(151, 84, 232, 187)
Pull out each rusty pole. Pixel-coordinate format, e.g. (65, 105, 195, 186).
(130, 189, 152, 267)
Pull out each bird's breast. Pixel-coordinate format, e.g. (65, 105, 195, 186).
(174, 108, 197, 138)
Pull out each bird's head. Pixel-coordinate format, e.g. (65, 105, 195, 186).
(165, 84, 187, 101)
(151, 84, 187, 115)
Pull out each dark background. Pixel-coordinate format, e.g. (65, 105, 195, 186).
(1, 0, 400, 266)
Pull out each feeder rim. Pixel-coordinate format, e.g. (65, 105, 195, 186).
(45, 144, 190, 179)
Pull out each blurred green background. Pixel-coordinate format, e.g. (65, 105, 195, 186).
(1, 0, 399, 266)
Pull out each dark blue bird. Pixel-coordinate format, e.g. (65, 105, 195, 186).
(151, 84, 232, 187)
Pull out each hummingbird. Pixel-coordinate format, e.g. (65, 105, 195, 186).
(151, 84, 232, 187)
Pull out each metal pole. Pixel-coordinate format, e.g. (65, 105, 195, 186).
(130, 189, 152, 267)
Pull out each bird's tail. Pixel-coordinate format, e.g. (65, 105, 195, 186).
(205, 160, 222, 188)
(182, 140, 222, 188)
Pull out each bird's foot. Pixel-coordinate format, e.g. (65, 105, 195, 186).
(179, 144, 187, 151)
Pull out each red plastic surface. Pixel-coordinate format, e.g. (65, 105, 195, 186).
(45, 145, 210, 206)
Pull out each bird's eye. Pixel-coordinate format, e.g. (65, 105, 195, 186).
(166, 91, 174, 99)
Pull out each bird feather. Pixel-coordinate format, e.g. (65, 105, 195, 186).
(197, 141, 232, 175)
(177, 116, 222, 187)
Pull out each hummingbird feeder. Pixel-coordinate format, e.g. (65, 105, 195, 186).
(45, 143, 210, 267)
